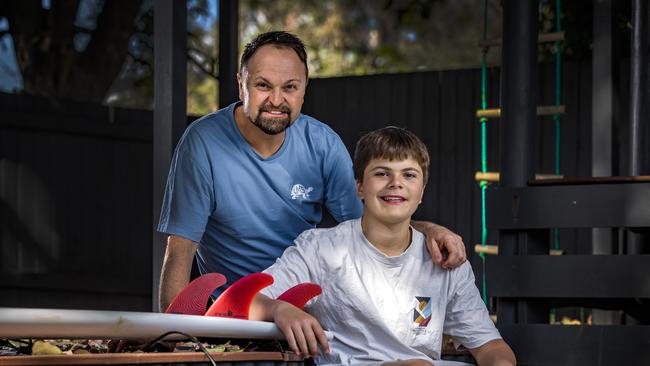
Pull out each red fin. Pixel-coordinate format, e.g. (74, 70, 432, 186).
(166, 273, 227, 315)
(205, 272, 273, 319)
(277, 283, 322, 309)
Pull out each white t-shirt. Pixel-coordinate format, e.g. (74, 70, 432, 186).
(261, 219, 501, 365)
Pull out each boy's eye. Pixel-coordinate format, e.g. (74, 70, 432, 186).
(374, 171, 388, 177)
(404, 172, 418, 179)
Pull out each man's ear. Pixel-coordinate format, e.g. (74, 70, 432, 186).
(237, 72, 245, 101)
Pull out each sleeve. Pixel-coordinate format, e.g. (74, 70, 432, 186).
(443, 262, 502, 349)
(260, 229, 321, 299)
(157, 128, 214, 243)
(321, 132, 363, 222)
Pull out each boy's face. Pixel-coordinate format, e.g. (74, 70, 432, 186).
(356, 157, 425, 226)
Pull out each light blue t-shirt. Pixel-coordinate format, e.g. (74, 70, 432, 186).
(158, 102, 363, 285)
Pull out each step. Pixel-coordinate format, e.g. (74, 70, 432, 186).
(478, 31, 565, 48)
(476, 105, 565, 119)
(498, 324, 650, 366)
(475, 171, 563, 183)
(486, 183, 650, 229)
(474, 244, 563, 256)
(486, 255, 650, 298)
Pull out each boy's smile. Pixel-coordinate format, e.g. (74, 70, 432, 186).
(357, 157, 425, 226)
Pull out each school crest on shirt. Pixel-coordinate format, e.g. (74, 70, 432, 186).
(412, 296, 432, 328)
(291, 184, 313, 200)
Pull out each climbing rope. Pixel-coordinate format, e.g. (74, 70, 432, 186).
(478, 0, 490, 305)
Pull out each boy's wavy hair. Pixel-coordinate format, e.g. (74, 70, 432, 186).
(353, 126, 430, 183)
(240, 31, 308, 77)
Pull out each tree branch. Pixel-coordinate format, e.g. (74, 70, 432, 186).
(187, 50, 217, 79)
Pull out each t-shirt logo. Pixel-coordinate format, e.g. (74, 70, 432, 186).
(413, 296, 432, 327)
(291, 184, 313, 200)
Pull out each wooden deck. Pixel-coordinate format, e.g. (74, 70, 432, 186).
(0, 351, 304, 365)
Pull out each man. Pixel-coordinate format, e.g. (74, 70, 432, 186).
(157, 31, 466, 312)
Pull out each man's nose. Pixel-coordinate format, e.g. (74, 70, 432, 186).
(269, 88, 284, 106)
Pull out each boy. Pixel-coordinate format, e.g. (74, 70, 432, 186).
(250, 127, 515, 365)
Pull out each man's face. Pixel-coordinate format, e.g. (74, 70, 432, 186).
(356, 157, 425, 226)
(237, 45, 307, 135)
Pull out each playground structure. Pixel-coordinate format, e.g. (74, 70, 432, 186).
(476, 1, 650, 365)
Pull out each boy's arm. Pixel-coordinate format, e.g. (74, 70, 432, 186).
(411, 220, 466, 269)
(468, 339, 516, 366)
(249, 294, 330, 357)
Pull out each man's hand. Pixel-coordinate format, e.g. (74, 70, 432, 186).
(159, 235, 197, 312)
(412, 221, 466, 269)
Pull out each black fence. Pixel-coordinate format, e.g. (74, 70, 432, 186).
(0, 95, 153, 310)
(0, 58, 621, 312)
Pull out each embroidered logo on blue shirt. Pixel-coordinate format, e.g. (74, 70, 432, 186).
(291, 184, 313, 200)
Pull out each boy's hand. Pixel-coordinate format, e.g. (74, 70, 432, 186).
(412, 221, 466, 269)
(272, 301, 330, 357)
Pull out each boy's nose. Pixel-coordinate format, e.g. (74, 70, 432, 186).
(388, 176, 404, 189)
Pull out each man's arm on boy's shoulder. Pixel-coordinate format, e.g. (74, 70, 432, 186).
(468, 339, 516, 366)
(411, 221, 466, 269)
(249, 294, 329, 357)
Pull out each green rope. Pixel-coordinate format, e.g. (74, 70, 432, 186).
(478, 0, 489, 305)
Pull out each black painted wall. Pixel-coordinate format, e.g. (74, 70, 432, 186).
(0, 59, 630, 310)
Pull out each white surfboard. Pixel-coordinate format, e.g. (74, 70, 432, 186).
(0, 307, 285, 341)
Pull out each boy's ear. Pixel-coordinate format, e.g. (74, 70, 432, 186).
(419, 185, 426, 203)
(356, 179, 364, 199)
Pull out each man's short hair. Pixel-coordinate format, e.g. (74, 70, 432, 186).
(240, 31, 308, 77)
(353, 126, 430, 183)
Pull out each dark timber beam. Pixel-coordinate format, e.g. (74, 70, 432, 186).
(629, 0, 648, 176)
(591, 0, 614, 263)
(486, 255, 650, 298)
(497, 0, 542, 325)
(218, 0, 239, 108)
(500, 325, 650, 366)
(486, 183, 650, 229)
(153, 0, 187, 311)
(499, 0, 537, 189)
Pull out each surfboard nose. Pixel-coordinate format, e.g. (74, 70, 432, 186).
(205, 272, 274, 319)
(277, 283, 322, 309)
(165, 273, 227, 315)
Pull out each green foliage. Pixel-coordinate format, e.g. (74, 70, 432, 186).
(241, 0, 504, 77)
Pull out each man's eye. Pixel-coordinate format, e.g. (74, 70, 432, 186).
(256, 83, 269, 89)
(285, 84, 296, 90)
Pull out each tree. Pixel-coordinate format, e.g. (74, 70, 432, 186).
(0, 0, 219, 114)
(0, 1, 142, 102)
